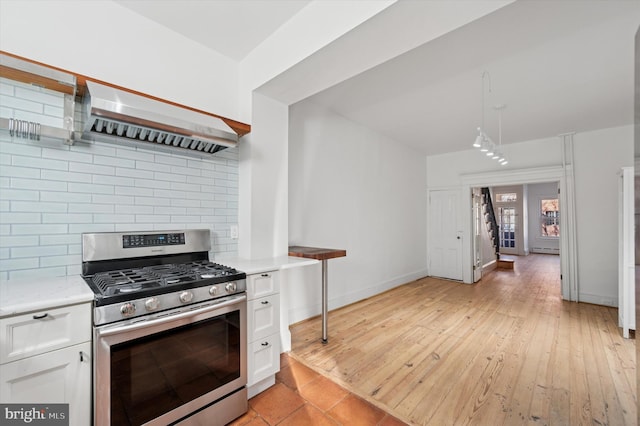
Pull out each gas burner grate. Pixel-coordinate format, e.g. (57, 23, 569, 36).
(93, 269, 163, 296)
(89, 261, 242, 297)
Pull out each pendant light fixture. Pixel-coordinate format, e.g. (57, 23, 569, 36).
(472, 71, 508, 166)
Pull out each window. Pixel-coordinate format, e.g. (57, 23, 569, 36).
(541, 198, 559, 237)
(498, 207, 516, 248)
(496, 193, 517, 203)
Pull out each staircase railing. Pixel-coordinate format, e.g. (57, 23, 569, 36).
(481, 187, 500, 259)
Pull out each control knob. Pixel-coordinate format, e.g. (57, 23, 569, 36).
(209, 286, 218, 296)
(179, 291, 194, 303)
(120, 303, 136, 317)
(225, 282, 237, 293)
(145, 297, 160, 311)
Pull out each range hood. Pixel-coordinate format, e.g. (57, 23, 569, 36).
(82, 81, 239, 155)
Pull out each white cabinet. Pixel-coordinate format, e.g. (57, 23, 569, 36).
(0, 303, 91, 426)
(246, 271, 280, 397)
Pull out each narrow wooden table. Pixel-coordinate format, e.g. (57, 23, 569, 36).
(288, 246, 346, 343)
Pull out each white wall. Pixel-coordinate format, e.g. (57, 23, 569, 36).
(237, 93, 289, 259)
(526, 181, 560, 254)
(0, 0, 239, 119)
(427, 125, 633, 306)
(287, 100, 428, 323)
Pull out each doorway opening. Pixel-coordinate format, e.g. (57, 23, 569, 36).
(472, 182, 561, 284)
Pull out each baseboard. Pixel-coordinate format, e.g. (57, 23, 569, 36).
(482, 260, 497, 274)
(287, 268, 429, 325)
(579, 292, 617, 307)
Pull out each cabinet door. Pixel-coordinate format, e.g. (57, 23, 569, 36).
(0, 341, 91, 426)
(248, 336, 280, 386)
(0, 303, 91, 364)
(247, 271, 280, 300)
(248, 294, 280, 341)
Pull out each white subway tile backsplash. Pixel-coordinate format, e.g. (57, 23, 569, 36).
(117, 148, 154, 162)
(115, 186, 152, 196)
(134, 178, 171, 189)
(1, 165, 41, 179)
(115, 205, 153, 214)
(117, 167, 154, 179)
(41, 192, 91, 203)
(68, 203, 114, 213)
(43, 213, 92, 223)
(93, 214, 135, 223)
(1, 78, 239, 280)
(2, 95, 44, 114)
(154, 189, 187, 199)
(170, 182, 200, 192)
(0, 140, 43, 157)
(41, 170, 87, 182)
(12, 224, 68, 234)
(1, 212, 41, 223)
(40, 254, 81, 267)
(0, 236, 39, 247)
(92, 194, 134, 205)
(11, 245, 68, 258)
(136, 215, 170, 223)
(154, 171, 186, 182)
(11, 201, 67, 212)
(67, 182, 114, 194)
(69, 162, 115, 175)
(42, 147, 93, 163)
(44, 105, 64, 118)
(154, 206, 186, 215)
(12, 177, 67, 191)
(170, 165, 201, 177)
(71, 143, 116, 157)
(9, 266, 67, 280)
(171, 198, 200, 207)
(40, 234, 81, 245)
(0, 188, 39, 201)
(116, 223, 154, 232)
(12, 155, 68, 171)
(0, 257, 39, 271)
(171, 215, 201, 223)
(134, 196, 171, 206)
(94, 154, 135, 168)
(136, 160, 167, 172)
(14, 85, 64, 107)
(68, 224, 115, 233)
(154, 155, 187, 167)
(95, 175, 134, 186)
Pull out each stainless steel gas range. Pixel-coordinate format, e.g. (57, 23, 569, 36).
(81, 229, 247, 426)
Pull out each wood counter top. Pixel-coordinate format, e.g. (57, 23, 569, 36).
(288, 246, 346, 261)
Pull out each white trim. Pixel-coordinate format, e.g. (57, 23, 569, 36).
(618, 167, 635, 337)
(458, 165, 577, 302)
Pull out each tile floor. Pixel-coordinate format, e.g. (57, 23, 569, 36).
(228, 354, 407, 426)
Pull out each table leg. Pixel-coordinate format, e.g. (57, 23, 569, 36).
(322, 259, 328, 344)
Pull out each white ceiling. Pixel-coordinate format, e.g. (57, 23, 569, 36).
(113, 1, 640, 156)
(114, 0, 311, 61)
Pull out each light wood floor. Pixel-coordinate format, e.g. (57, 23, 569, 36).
(289, 255, 636, 425)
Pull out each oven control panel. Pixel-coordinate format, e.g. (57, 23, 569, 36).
(122, 232, 185, 248)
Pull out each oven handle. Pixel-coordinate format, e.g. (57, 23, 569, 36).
(97, 294, 246, 337)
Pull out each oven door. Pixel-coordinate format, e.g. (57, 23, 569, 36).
(94, 294, 247, 426)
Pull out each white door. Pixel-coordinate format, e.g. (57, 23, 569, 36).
(429, 190, 463, 280)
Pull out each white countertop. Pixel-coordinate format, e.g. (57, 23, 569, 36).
(0, 256, 317, 318)
(217, 255, 318, 275)
(0, 275, 94, 318)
